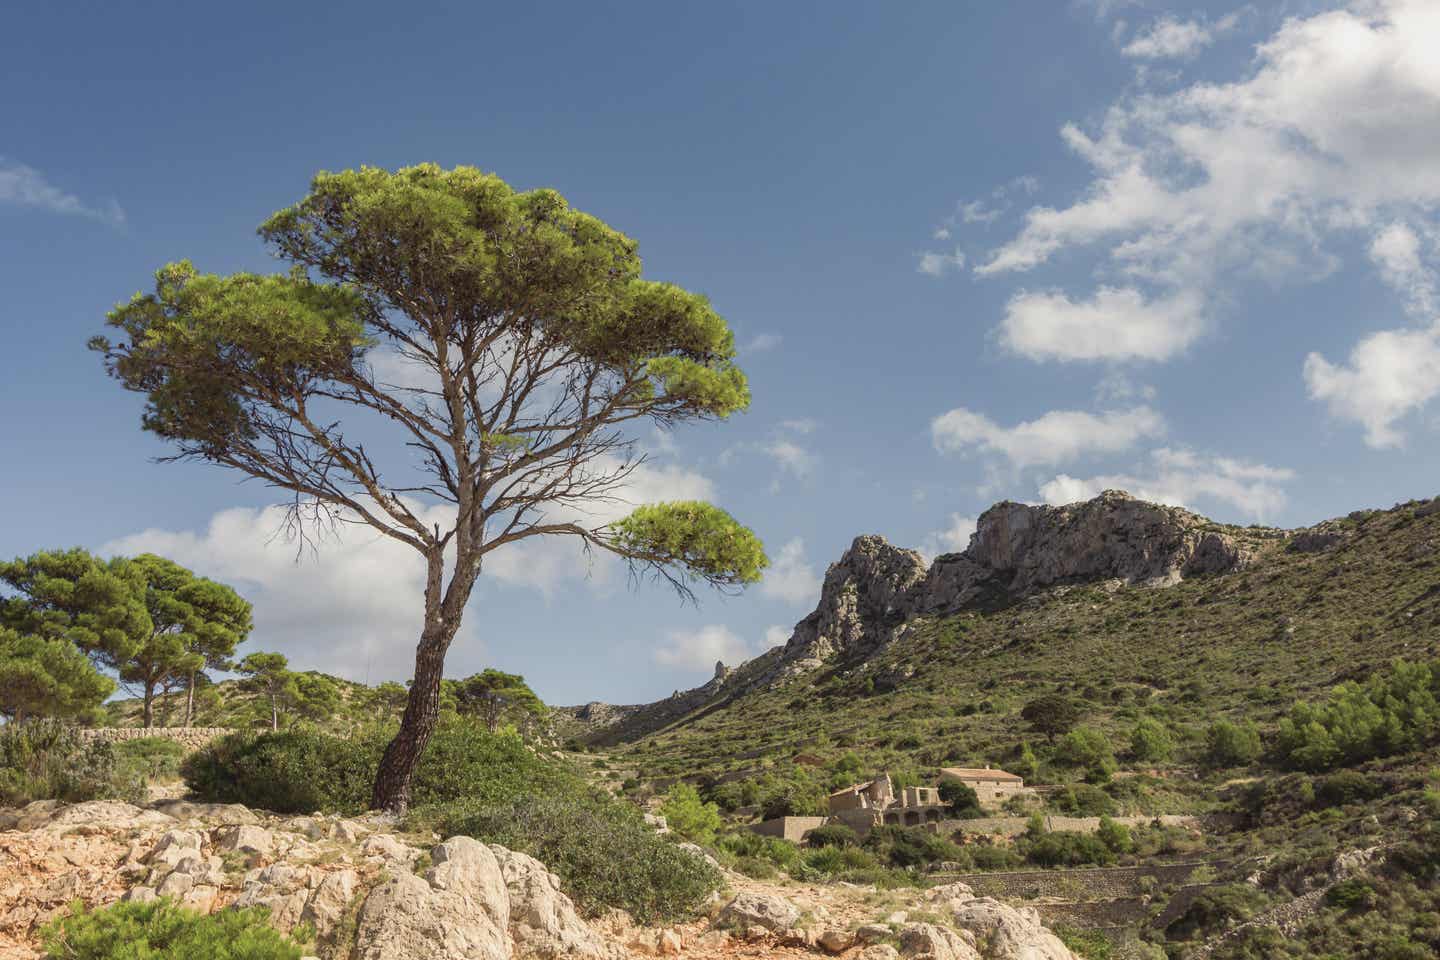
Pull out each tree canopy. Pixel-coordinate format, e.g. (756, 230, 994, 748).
(446, 669, 546, 732)
(0, 627, 115, 723)
(93, 164, 767, 811)
(0, 549, 252, 726)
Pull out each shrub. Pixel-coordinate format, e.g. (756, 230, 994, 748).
(1314, 771, 1381, 808)
(1325, 878, 1378, 911)
(806, 823, 860, 848)
(1274, 659, 1440, 772)
(114, 737, 188, 781)
(181, 730, 379, 814)
(1166, 884, 1269, 941)
(415, 790, 720, 923)
(658, 783, 722, 845)
(1050, 784, 1116, 817)
(864, 825, 964, 868)
(1128, 718, 1175, 763)
(1204, 720, 1262, 768)
(1021, 695, 1081, 742)
(1026, 831, 1114, 867)
(1096, 816, 1133, 854)
(0, 721, 143, 806)
(1055, 728, 1117, 782)
(41, 899, 306, 960)
(938, 779, 982, 816)
(182, 722, 565, 815)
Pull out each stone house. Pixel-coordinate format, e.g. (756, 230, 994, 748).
(939, 766, 1027, 808)
(827, 774, 948, 832)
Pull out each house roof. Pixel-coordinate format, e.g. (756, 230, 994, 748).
(829, 778, 879, 797)
(940, 766, 1024, 782)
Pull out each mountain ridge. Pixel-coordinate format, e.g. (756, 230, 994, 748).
(556, 489, 1432, 747)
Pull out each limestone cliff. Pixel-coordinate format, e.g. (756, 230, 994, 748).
(569, 490, 1281, 741)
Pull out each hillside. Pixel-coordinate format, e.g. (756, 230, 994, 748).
(567, 491, 1440, 782)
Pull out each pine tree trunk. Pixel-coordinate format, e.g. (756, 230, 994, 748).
(270, 693, 278, 732)
(142, 684, 155, 729)
(185, 672, 196, 728)
(372, 623, 457, 813)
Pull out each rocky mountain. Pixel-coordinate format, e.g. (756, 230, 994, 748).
(560, 490, 1288, 743)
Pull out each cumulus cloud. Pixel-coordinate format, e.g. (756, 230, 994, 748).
(1122, 14, 1237, 60)
(653, 625, 753, 671)
(102, 459, 716, 682)
(760, 538, 822, 606)
(917, 247, 966, 277)
(723, 419, 820, 490)
(1000, 286, 1207, 362)
(1368, 222, 1437, 318)
(931, 405, 1166, 468)
(763, 625, 792, 648)
(1304, 328, 1440, 449)
(653, 623, 786, 671)
(921, 513, 978, 561)
(0, 158, 124, 225)
(1038, 447, 1295, 520)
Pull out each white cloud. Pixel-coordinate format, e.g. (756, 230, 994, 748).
(933, 227, 952, 241)
(1038, 447, 1295, 520)
(1094, 371, 1157, 405)
(653, 625, 753, 671)
(101, 457, 717, 681)
(1122, 14, 1237, 60)
(917, 247, 967, 276)
(921, 514, 979, 561)
(1000, 286, 1207, 362)
(765, 440, 816, 483)
(102, 502, 457, 684)
(0, 158, 125, 225)
(763, 625, 791, 648)
(778, 418, 818, 435)
(931, 405, 1166, 468)
(1304, 328, 1440, 448)
(1368, 222, 1437, 317)
(742, 333, 784, 353)
(761, 538, 822, 606)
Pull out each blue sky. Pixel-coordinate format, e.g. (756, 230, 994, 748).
(3, 0, 1438, 705)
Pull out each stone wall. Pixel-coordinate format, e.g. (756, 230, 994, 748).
(79, 727, 234, 752)
(939, 813, 1199, 838)
(748, 816, 829, 843)
(930, 861, 1221, 901)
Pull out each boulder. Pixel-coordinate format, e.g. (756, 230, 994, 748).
(861, 947, 901, 960)
(353, 837, 511, 960)
(148, 830, 205, 867)
(950, 898, 1077, 960)
(489, 845, 624, 960)
(818, 928, 854, 953)
(214, 824, 274, 862)
(44, 801, 174, 833)
(715, 892, 801, 933)
(362, 833, 419, 865)
(300, 869, 359, 938)
(898, 922, 981, 960)
(151, 800, 261, 825)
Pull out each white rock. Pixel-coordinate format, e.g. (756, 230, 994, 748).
(950, 898, 1077, 960)
(353, 837, 511, 960)
(489, 845, 624, 960)
(716, 892, 802, 933)
(300, 869, 358, 937)
(898, 922, 981, 960)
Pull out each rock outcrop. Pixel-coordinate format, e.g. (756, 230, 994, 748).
(776, 490, 1265, 673)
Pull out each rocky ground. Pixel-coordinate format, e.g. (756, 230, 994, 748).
(0, 799, 1077, 960)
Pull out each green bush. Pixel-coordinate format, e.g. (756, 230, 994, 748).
(938, 779, 982, 816)
(1314, 770, 1381, 808)
(182, 722, 565, 815)
(1055, 728, 1117, 782)
(1128, 718, 1175, 763)
(181, 730, 379, 814)
(1096, 816, 1133, 854)
(864, 825, 964, 868)
(0, 721, 143, 806)
(114, 737, 188, 781)
(1204, 720, 1262, 768)
(658, 783, 722, 845)
(1275, 659, 1440, 772)
(1025, 831, 1114, 867)
(1050, 783, 1116, 817)
(413, 790, 720, 924)
(41, 899, 306, 960)
(805, 823, 860, 848)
